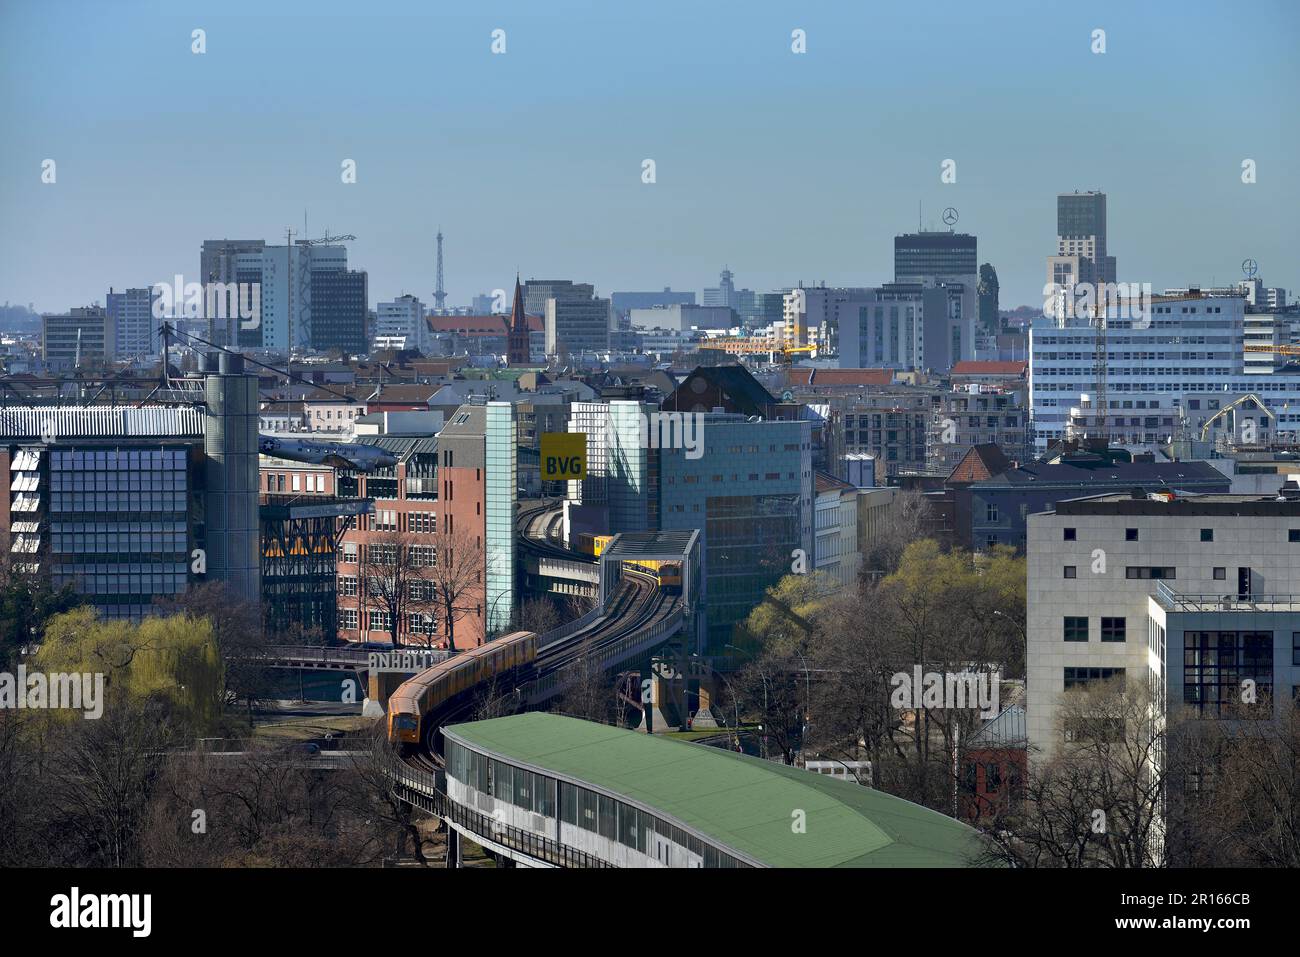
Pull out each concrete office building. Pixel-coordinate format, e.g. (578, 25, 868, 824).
(894, 232, 977, 284)
(801, 284, 974, 373)
(41, 307, 115, 371)
(374, 295, 428, 354)
(1026, 492, 1300, 767)
(814, 471, 860, 589)
(628, 304, 734, 332)
(545, 297, 611, 358)
(526, 280, 611, 357)
(657, 414, 813, 653)
(612, 289, 697, 314)
(1029, 293, 1255, 449)
(0, 357, 261, 618)
(106, 287, 160, 359)
(702, 268, 738, 308)
(1029, 291, 1300, 453)
(201, 239, 266, 347)
(226, 242, 364, 354)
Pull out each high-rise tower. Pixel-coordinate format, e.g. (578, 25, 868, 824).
(1046, 190, 1116, 292)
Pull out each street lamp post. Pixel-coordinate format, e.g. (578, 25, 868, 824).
(726, 643, 769, 758)
(794, 648, 812, 755)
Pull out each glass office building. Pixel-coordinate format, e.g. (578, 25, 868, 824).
(484, 401, 518, 634)
(48, 446, 195, 619)
(657, 415, 813, 652)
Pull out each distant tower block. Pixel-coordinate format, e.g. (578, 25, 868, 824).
(434, 229, 448, 312)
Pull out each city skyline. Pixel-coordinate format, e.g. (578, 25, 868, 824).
(2, 0, 1297, 313)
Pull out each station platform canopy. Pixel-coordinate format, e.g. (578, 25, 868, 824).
(446, 712, 990, 868)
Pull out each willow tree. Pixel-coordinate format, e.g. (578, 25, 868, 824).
(35, 608, 224, 735)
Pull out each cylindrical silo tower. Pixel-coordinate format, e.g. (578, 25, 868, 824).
(204, 352, 261, 604)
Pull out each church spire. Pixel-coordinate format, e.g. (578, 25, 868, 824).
(510, 274, 525, 331)
(506, 274, 530, 365)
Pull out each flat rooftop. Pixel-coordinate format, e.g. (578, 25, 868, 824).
(1053, 492, 1300, 517)
(446, 713, 988, 868)
(601, 530, 698, 561)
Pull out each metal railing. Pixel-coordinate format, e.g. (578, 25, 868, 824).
(253, 645, 456, 667)
(536, 603, 607, 651)
(256, 644, 376, 664)
(1154, 580, 1300, 613)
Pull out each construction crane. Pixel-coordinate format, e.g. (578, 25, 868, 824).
(1244, 343, 1300, 357)
(295, 233, 356, 246)
(1198, 393, 1276, 443)
(772, 344, 818, 365)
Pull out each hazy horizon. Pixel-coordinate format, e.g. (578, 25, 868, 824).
(2, 0, 1297, 315)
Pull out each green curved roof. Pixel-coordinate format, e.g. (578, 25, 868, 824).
(445, 712, 991, 868)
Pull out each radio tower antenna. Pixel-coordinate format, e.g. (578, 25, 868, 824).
(434, 228, 448, 313)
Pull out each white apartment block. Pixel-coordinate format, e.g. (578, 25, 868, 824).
(1025, 293, 1300, 448)
(814, 473, 860, 589)
(231, 243, 349, 352)
(375, 295, 427, 353)
(797, 284, 975, 373)
(106, 287, 160, 359)
(1026, 492, 1300, 766)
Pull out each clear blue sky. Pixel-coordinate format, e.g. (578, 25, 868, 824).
(1, 0, 1296, 313)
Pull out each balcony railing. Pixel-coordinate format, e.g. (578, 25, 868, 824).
(1154, 580, 1300, 613)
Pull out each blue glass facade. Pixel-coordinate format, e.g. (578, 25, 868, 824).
(657, 416, 812, 653)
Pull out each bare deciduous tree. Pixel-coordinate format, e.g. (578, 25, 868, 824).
(359, 530, 439, 649)
(1169, 699, 1300, 868)
(861, 488, 933, 582)
(514, 597, 560, 636)
(977, 676, 1167, 868)
(556, 636, 616, 724)
(426, 525, 487, 652)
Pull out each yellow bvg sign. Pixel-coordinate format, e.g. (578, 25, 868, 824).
(541, 432, 587, 480)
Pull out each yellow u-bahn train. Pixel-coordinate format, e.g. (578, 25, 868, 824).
(573, 533, 682, 593)
(387, 631, 539, 747)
